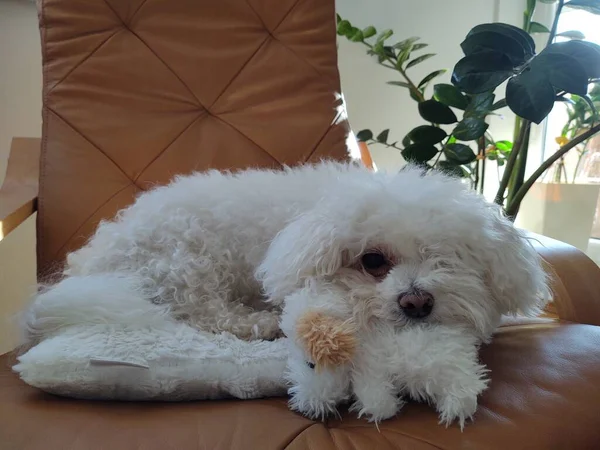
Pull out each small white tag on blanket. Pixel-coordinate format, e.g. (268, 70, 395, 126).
(89, 358, 150, 369)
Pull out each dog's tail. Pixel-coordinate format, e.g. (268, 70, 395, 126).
(18, 274, 170, 351)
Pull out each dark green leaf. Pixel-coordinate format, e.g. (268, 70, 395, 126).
(557, 30, 585, 39)
(464, 23, 536, 63)
(530, 22, 551, 33)
(408, 125, 448, 145)
(336, 14, 342, 24)
(410, 87, 425, 102)
(453, 118, 489, 140)
(406, 53, 436, 69)
(337, 20, 352, 37)
(376, 29, 394, 42)
(434, 84, 470, 109)
(419, 70, 447, 89)
(402, 134, 412, 147)
(362, 26, 377, 39)
(452, 50, 514, 94)
(418, 100, 458, 124)
(532, 52, 588, 96)
(465, 92, 496, 118)
(444, 143, 477, 163)
(356, 129, 373, 142)
(387, 81, 411, 88)
(412, 43, 429, 51)
(565, 0, 600, 14)
(461, 31, 527, 66)
(497, 159, 506, 166)
(377, 129, 390, 143)
(544, 40, 600, 78)
(402, 144, 439, 163)
(491, 98, 508, 110)
(506, 69, 555, 124)
(438, 160, 467, 178)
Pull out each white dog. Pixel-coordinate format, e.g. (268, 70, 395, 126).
(21, 160, 550, 425)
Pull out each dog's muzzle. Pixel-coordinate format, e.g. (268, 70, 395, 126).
(398, 289, 434, 319)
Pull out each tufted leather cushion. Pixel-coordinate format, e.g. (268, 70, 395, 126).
(36, 0, 350, 277)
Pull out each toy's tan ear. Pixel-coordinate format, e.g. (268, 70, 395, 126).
(296, 311, 357, 371)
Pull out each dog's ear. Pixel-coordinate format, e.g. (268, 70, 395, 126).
(256, 210, 347, 301)
(479, 207, 551, 317)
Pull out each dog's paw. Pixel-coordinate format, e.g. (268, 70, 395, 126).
(296, 311, 356, 370)
(350, 392, 404, 423)
(288, 385, 339, 421)
(436, 393, 478, 431)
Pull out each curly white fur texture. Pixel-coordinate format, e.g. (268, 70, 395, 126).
(20, 160, 550, 426)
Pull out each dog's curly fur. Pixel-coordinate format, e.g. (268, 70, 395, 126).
(20, 160, 550, 425)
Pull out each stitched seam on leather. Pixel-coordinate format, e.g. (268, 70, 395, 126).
(305, 126, 335, 162)
(282, 423, 325, 450)
(333, 426, 446, 450)
(129, 0, 151, 22)
(270, 35, 325, 79)
(46, 108, 138, 187)
(134, 112, 207, 183)
(212, 114, 281, 164)
(52, 182, 138, 260)
(45, 29, 121, 95)
(100, 0, 203, 107)
(272, 0, 302, 33)
(207, 34, 271, 111)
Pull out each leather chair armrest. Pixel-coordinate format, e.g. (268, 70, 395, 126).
(530, 232, 600, 326)
(0, 138, 40, 240)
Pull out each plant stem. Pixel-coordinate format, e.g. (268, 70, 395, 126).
(508, 122, 531, 204)
(547, 0, 565, 48)
(494, 122, 529, 205)
(505, 123, 600, 217)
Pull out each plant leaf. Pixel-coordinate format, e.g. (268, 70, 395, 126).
(356, 129, 373, 142)
(350, 29, 364, 42)
(544, 40, 600, 79)
(453, 118, 489, 141)
(565, 0, 600, 14)
(419, 70, 447, 89)
(377, 129, 390, 143)
(444, 143, 477, 163)
(406, 53, 436, 69)
(461, 30, 527, 66)
(530, 22, 551, 33)
(362, 26, 377, 39)
(496, 140, 514, 152)
(418, 100, 458, 124)
(506, 69, 555, 124)
(438, 160, 467, 178)
(402, 144, 439, 163)
(465, 92, 496, 118)
(393, 37, 420, 49)
(434, 84, 470, 109)
(387, 81, 411, 88)
(464, 23, 536, 63)
(557, 30, 586, 40)
(402, 134, 412, 147)
(337, 20, 352, 37)
(376, 29, 394, 42)
(412, 43, 429, 51)
(491, 98, 508, 110)
(408, 125, 448, 145)
(452, 50, 514, 94)
(532, 52, 588, 96)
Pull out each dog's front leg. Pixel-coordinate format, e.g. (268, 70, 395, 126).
(350, 327, 405, 423)
(280, 287, 354, 420)
(394, 325, 490, 430)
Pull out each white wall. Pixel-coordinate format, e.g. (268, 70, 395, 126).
(0, 0, 41, 353)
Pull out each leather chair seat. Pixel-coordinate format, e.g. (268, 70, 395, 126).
(3, 322, 600, 450)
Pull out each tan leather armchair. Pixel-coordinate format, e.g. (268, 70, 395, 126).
(2, 0, 600, 448)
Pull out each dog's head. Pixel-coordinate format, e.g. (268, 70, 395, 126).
(257, 166, 550, 341)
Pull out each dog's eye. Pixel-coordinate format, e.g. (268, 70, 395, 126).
(360, 252, 391, 277)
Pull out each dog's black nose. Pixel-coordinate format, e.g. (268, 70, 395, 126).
(398, 290, 434, 319)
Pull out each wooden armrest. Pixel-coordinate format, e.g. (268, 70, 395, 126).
(0, 138, 40, 240)
(529, 232, 600, 326)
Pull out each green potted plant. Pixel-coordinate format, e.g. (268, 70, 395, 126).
(517, 84, 600, 250)
(337, 0, 600, 221)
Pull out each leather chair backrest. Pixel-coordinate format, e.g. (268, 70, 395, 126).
(36, 0, 350, 278)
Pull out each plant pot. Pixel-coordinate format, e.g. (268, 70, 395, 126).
(515, 182, 600, 251)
